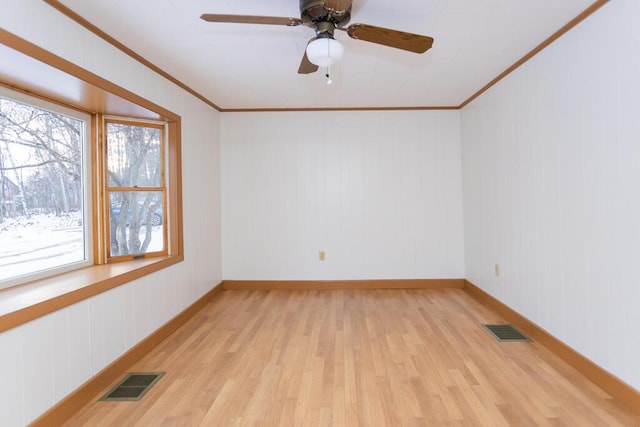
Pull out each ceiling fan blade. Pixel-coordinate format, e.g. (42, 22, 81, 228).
(325, 0, 352, 12)
(345, 23, 434, 53)
(200, 14, 302, 27)
(298, 40, 319, 74)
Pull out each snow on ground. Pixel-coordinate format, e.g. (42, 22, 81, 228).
(0, 212, 163, 283)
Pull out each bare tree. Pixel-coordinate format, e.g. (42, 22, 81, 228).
(107, 122, 162, 256)
(1, 96, 162, 258)
(0, 97, 82, 218)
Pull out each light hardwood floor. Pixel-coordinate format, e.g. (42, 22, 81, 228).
(66, 289, 639, 426)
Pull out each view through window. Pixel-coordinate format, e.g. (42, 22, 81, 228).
(0, 89, 91, 286)
(105, 119, 166, 258)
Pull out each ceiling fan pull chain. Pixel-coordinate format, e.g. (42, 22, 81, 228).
(326, 66, 333, 85)
(325, 39, 332, 85)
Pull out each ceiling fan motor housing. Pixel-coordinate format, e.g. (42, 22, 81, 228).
(300, 0, 351, 29)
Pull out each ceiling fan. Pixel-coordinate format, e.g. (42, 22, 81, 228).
(201, 0, 434, 77)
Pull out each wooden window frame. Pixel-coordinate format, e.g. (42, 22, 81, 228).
(102, 117, 169, 262)
(0, 30, 184, 333)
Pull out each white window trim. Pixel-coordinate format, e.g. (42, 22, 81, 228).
(0, 86, 93, 290)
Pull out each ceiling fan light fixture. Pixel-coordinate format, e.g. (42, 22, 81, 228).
(306, 37, 344, 67)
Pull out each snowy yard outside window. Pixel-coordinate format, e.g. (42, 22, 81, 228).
(1, 89, 166, 288)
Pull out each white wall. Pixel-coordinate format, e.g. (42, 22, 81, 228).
(461, 0, 640, 391)
(0, 1, 222, 426)
(221, 111, 465, 280)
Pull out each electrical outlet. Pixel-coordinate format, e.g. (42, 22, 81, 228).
(494, 263, 500, 277)
(319, 251, 326, 261)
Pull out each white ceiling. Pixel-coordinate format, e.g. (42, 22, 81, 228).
(57, 0, 597, 110)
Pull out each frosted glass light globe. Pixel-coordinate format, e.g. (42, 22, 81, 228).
(306, 37, 344, 67)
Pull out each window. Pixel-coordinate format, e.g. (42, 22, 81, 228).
(0, 31, 183, 331)
(0, 87, 92, 288)
(0, 91, 176, 289)
(104, 118, 167, 259)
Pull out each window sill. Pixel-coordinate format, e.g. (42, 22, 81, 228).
(0, 255, 183, 333)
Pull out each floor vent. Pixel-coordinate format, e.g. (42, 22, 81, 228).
(100, 372, 165, 401)
(483, 324, 531, 342)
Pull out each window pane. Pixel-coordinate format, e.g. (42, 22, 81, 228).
(109, 191, 164, 257)
(107, 122, 161, 187)
(0, 95, 88, 284)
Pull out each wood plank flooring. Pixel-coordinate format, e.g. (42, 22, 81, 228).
(65, 289, 639, 426)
